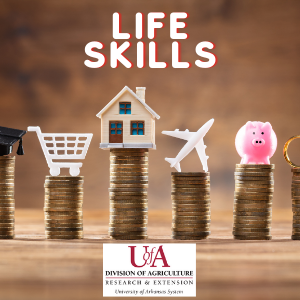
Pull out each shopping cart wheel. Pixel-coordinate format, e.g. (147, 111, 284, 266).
(70, 167, 80, 176)
(50, 167, 60, 176)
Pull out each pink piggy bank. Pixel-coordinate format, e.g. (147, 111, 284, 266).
(235, 121, 277, 164)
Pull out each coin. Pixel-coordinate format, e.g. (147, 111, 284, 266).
(108, 149, 149, 240)
(172, 206, 210, 211)
(233, 228, 270, 233)
(236, 164, 274, 169)
(45, 232, 83, 237)
(171, 235, 208, 240)
(45, 221, 82, 226)
(172, 179, 210, 184)
(234, 211, 271, 216)
(110, 221, 147, 225)
(173, 211, 210, 217)
(172, 171, 209, 176)
(172, 231, 210, 236)
(234, 235, 272, 240)
(46, 236, 83, 239)
(110, 210, 148, 215)
(110, 235, 148, 240)
(234, 220, 271, 226)
(109, 188, 147, 192)
(172, 226, 210, 231)
(234, 203, 272, 209)
(109, 230, 147, 234)
(45, 217, 83, 221)
(44, 176, 84, 239)
(173, 215, 211, 221)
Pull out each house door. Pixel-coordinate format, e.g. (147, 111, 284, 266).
(109, 121, 123, 143)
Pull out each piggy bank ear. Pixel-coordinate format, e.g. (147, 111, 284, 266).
(245, 121, 255, 130)
(261, 122, 272, 133)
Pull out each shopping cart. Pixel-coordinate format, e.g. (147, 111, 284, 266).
(28, 126, 93, 176)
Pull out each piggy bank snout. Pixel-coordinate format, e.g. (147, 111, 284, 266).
(252, 138, 265, 147)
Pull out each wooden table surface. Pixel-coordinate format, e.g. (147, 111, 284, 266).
(0, 209, 299, 300)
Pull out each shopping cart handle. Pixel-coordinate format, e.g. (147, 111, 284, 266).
(27, 126, 41, 133)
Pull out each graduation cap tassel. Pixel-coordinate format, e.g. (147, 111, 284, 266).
(17, 138, 24, 155)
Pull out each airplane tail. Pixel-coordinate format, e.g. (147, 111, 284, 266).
(165, 158, 181, 172)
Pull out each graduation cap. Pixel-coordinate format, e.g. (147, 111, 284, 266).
(0, 126, 26, 156)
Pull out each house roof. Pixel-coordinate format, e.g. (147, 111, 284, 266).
(96, 86, 160, 119)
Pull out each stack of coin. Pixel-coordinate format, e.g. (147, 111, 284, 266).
(0, 156, 15, 239)
(172, 172, 210, 240)
(233, 164, 274, 240)
(44, 176, 83, 239)
(109, 149, 148, 240)
(291, 168, 300, 240)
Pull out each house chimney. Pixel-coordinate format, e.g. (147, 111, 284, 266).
(136, 87, 146, 102)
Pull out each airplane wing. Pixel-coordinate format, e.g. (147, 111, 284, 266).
(195, 139, 209, 172)
(162, 130, 195, 141)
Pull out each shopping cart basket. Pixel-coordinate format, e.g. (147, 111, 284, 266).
(28, 126, 93, 176)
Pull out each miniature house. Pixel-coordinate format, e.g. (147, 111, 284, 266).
(96, 86, 160, 149)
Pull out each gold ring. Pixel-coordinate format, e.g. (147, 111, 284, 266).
(283, 135, 300, 168)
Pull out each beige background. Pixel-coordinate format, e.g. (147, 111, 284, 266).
(0, 0, 300, 210)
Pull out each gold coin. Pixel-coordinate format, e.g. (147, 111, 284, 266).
(111, 175, 148, 179)
(110, 203, 148, 207)
(45, 180, 83, 186)
(110, 149, 148, 152)
(44, 210, 82, 214)
(235, 187, 274, 193)
(234, 216, 272, 221)
(172, 187, 210, 192)
(110, 161, 148, 166)
(234, 211, 271, 216)
(0, 235, 14, 239)
(110, 180, 148, 184)
(236, 164, 274, 169)
(174, 211, 210, 216)
(234, 203, 271, 208)
(110, 214, 147, 219)
(173, 217, 210, 222)
(172, 204, 210, 209)
(44, 216, 82, 221)
(110, 207, 147, 211)
(45, 175, 83, 180)
(171, 235, 208, 240)
(234, 219, 271, 225)
(110, 236, 147, 240)
(46, 236, 83, 239)
(172, 172, 209, 176)
(234, 235, 272, 240)
(110, 184, 148, 189)
(45, 231, 83, 236)
(172, 227, 210, 232)
(233, 227, 270, 232)
(172, 200, 210, 205)
(110, 221, 147, 225)
(171, 230, 210, 236)
(110, 194, 148, 199)
(44, 204, 82, 209)
(45, 221, 82, 225)
(234, 194, 273, 201)
(109, 228, 148, 234)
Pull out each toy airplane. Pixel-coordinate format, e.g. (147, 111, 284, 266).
(162, 119, 214, 172)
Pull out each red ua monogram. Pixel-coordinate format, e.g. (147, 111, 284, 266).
(129, 245, 170, 268)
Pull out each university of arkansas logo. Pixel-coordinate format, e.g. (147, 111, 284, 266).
(129, 245, 170, 268)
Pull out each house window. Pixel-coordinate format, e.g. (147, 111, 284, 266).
(119, 102, 131, 114)
(131, 121, 144, 135)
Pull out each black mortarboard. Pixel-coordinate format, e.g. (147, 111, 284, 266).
(0, 126, 26, 156)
